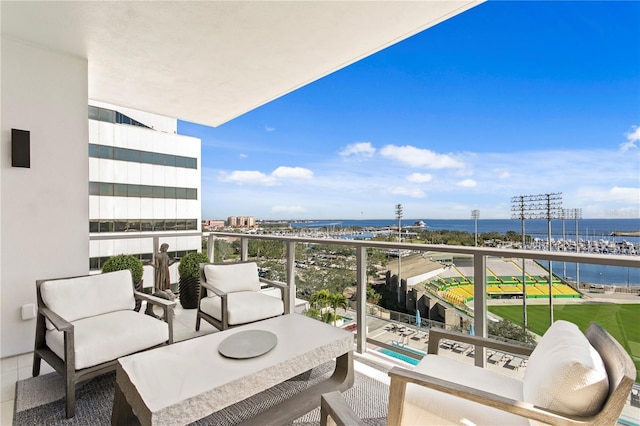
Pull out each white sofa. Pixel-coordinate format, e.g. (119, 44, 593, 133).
(33, 269, 176, 418)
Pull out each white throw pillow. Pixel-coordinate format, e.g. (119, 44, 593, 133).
(523, 320, 609, 417)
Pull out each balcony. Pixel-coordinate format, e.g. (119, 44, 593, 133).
(3, 230, 638, 424)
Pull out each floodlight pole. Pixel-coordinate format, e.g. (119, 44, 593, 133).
(395, 203, 403, 304)
(511, 196, 528, 330)
(471, 209, 480, 247)
(561, 209, 567, 279)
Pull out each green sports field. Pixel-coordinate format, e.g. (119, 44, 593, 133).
(488, 303, 640, 382)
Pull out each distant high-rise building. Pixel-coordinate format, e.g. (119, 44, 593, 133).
(203, 219, 226, 230)
(88, 101, 201, 288)
(227, 216, 255, 228)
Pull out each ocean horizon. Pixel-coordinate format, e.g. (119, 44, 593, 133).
(286, 218, 640, 287)
(288, 218, 639, 237)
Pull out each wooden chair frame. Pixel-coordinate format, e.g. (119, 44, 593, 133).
(32, 275, 176, 419)
(321, 323, 636, 426)
(196, 261, 289, 331)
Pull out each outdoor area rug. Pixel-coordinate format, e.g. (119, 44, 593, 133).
(13, 361, 388, 425)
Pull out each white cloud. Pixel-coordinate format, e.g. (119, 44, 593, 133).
(265, 126, 276, 132)
(272, 205, 307, 214)
(621, 125, 640, 152)
(239, 153, 248, 159)
(379, 145, 464, 169)
(219, 166, 313, 186)
(406, 173, 433, 183)
(205, 138, 639, 219)
(272, 166, 314, 180)
(576, 186, 639, 203)
(339, 142, 376, 159)
(609, 186, 640, 202)
(220, 170, 277, 186)
(457, 179, 477, 188)
(388, 186, 426, 198)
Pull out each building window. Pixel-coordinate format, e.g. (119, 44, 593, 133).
(89, 105, 150, 129)
(89, 219, 198, 233)
(89, 249, 198, 271)
(89, 143, 197, 170)
(90, 182, 197, 200)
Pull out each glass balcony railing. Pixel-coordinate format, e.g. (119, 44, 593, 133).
(89, 230, 640, 383)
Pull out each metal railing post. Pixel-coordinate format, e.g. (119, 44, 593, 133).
(240, 238, 248, 261)
(207, 234, 215, 262)
(285, 241, 296, 314)
(473, 252, 487, 368)
(356, 246, 367, 354)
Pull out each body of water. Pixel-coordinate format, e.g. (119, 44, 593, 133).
(289, 218, 640, 286)
(290, 218, 640, 238)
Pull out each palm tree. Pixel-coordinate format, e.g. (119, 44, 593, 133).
(309, 289, 332, 323)
(328, 292, 348, 326)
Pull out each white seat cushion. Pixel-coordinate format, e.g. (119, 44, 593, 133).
(199, 291, 283, 326)
(523, 320, 609, 417)
(403, 354, 529, 426)
(46, 310, 169, 370)
(203, 262, 261, 293)
(40, 270, 135, 330)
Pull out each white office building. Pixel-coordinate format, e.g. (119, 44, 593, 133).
(88, 101, 201, 288)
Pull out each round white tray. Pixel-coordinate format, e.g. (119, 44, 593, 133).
(218, 329, 277, 359)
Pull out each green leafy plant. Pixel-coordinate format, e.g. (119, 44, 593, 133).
(178, 252, 210, 278)
(102, 254, 144, 283)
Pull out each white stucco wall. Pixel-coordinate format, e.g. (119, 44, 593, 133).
(1, 37, 89, 357)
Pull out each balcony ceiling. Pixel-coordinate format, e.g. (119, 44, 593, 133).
(1, 1, 483, 127)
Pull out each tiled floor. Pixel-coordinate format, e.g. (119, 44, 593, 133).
(0, 304, 217, 425)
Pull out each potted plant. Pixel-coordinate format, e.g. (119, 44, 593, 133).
(178, 251, 210, 309)
(102, 254, 144, 311)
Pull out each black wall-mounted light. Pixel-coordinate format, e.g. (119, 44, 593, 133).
(11, 128, 30, 168)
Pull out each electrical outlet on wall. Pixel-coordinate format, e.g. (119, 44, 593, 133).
(21, 304, 36, 320)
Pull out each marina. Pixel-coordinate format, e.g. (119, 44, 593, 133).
(278, 218, 640, 286)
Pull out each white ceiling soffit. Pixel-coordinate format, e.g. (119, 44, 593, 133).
(2, 1, 484, 127)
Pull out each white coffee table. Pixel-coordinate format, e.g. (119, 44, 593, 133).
(111, 314, 354, 425)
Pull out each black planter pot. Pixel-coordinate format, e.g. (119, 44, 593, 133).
(179, 276, 200, 309)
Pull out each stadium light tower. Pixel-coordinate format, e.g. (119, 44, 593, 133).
(471, 209, 480, 247)
(511, 195, 530, 330)
(511, 193, 562, 327)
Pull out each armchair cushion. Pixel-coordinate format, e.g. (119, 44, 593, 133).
(405, 354, 529, 426)
(45, 310, 169, 370)
(40, 270, 135, 330)
(523, 320, 609, 417)
(199, 291, 284, 326)
(203, 262, 260, 293)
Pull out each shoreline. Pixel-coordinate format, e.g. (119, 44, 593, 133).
(611, 231, 640, 237)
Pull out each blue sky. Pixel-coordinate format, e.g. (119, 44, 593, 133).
(179, 1, 640, 221)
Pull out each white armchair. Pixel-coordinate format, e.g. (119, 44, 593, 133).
(32, 269, 175, 418)
(196, 261, 288, 331)
(321, 321, 635, 426)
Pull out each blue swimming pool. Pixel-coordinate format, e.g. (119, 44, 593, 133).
(378, 348, 420, 365)
(378, 343, 425, 366)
